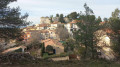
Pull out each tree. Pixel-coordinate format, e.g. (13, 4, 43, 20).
(103, 18, 108, 22)
(41, 43, 45, 56)
(64, 38, 75, 52)
(96, 16, 102, 23)
(111, 8, 120, 18)
(68, 12, 78, 20)
(29, 31, 44, 42)
(55, 25, 70, 41)
(59, 14, 65, 23)
(106, 8, 120, 57)
(74, 3, 100, 59)
(50, 15, 53, 23)
(56, 14, 59, 17)
(0, 0, 29, 45)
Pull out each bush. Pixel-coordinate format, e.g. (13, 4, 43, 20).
(43, 53, 49, 58)
(27, 41, 42, 50)
(41, 43, 45, 57)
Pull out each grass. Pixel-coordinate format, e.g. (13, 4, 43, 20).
(1, 59, 120, 67)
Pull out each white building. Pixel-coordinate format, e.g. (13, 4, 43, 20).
(64, 20, 79, 36)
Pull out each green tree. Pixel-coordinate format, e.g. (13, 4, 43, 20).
(74, 3, 100, 59)
(68, 12, 78, 20)
(64, 39, 75, 52)
(59, 14, 65, 23)
(111, 8, 120, 18)
(50, 15, 53, 23)
(0, 0, 29, 45)
(108, 9, 120, 57)
(96, 16, 102, 23)
(103, 18, 108, 22)
(56, 14, 59, 17)
(41, 43, 45, 56)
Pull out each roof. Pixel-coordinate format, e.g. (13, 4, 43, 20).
(51, 21, 61, 24)
(103, 28, 114, 34)
(48, 30, 56, 32)
(69, 20, 80, 24)
(100, 22, 105, 25)
(2, 46, 26, 54)
(37, 24, 50, 27)
(41, 39, 63, 48)
(25, 30, 39, 33)
(40, 30, 49, 33)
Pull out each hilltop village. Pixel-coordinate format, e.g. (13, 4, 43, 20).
(1, 1, 120, 65)
(0, 15, 115, 61)
(23, 17, 78, 42)
(23, 16, 79, 55)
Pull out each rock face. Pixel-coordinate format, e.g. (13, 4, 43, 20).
(95, 30, 116, 60)
(0, 53, 34, 63)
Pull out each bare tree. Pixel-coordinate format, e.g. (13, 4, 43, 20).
(55, 25, 70, 41)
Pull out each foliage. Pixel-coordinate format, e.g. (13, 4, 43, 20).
(64, 39, 75, 52)
(96, 16, 102, 23)
(76, 47, 85, 56)
(56, 25, 70, 41)
(43, 53, 49, 58)
(67, 12, 78, 20)
(0, 0, 30, 44)
(106, 8, 120, 58)
(50, 15, 53, 23)
(41, 43, 45, 56)
(103, 18, 108, 22)
(27, 40, 42, 50)
(59, 14, 65, 23)
(111, 8, 120, 18)
(56, 14, 59, 17)
(74, 3, 100, 59)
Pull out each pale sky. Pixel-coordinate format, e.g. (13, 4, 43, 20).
(9, 0, 120, 24)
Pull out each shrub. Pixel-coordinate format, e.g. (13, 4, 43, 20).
(43, 53, 49, 58)
(26, 41, 42, 51)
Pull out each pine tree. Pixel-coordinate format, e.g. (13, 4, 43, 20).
(59, 14, 65, 23)
(74, 3, 100, 59)
(0, 0, 29, 44)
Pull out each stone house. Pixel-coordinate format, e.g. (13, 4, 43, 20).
(42, 39, 64, 54)
(40, 17, 51, 24)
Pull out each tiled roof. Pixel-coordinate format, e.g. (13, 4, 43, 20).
(40, 30, 49, 33)
(42, 39, 63, 48)
(51, 21, 61, 24)
(37, 24, 50, 27)
(100, 22, 105, 24)
(103, 28, 114, 34)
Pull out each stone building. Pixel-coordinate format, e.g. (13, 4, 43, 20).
(40, 17, 51, 24)
(42, 39, 64, 54)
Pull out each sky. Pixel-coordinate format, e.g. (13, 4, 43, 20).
(9, 0, 120, 25)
